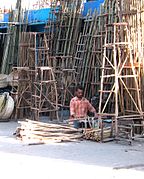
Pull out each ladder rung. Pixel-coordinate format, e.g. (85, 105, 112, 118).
(32, 95, 40, 98)
(106, 22, 128, 27)
(102, 75, 115, 78)
(98, 113, 116, 117)
(62, 69, 75, 72)
(121, 63, 143, 68)
(99, 90, 114, 93)
(77, 50, 85, 52)
(118, 125, 132, 129)
(76, 43, 85, 46)
(120, 75, 138, 78)
(28, 47, 49, 51)
(101, 67, 112, 70)
(84, 19, 93, 22)
(104, 42, 129, 47)
(104, 82, 113, 85)
(74, 57, 82, 60)
(31, 107, 40, 110)
(102, 75, 138, 78)
(91, 50, 102, 53)
(34, 80, 56, 83)
(16, 106, 30, 109)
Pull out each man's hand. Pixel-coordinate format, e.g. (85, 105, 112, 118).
(70, 114, 75, 119)
(94, 112, 99, 118)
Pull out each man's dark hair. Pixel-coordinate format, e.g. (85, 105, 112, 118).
(75, 85, 84, 91)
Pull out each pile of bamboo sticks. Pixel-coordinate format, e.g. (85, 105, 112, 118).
(83, 127, 112, 142)
(14, 119, 83, 144)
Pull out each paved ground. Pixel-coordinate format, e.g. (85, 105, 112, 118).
(0, 121, 144, 179)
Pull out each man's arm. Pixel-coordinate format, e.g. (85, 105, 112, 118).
(87, 101, 98, 118)
(70, 99, 75, 119)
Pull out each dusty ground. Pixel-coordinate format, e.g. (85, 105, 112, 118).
(0, 121, 144, 179)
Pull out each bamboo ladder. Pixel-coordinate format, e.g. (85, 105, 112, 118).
(98, 22, 143, 141)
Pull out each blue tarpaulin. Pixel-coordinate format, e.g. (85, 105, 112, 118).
(4, 13, 9, 22)
(1, 8, 56, 24)
(25, 8, 56, 24)
(83, 0, 104, 16)
(0, 1, 105, 31)
(0, 13, 9, 29)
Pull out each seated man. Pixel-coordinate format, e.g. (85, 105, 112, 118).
(70, 85, 98, 128)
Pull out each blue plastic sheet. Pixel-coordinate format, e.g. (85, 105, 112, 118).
(83, 0, 105, 16)
(1, 1, 105, 30)
(1, 8, 56, 24)
(25, 8, 56, 24)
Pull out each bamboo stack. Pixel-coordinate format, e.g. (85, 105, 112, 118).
(0, 33, 9, 72)
(43, 0, 82, 108)
(44, 0, 82, 56)
(83, 127, 112, 142)
(15, 119, 83, 144)
(1, 0, 24, 74)
(75, 0, 144, 114)
(74, 0, 118, 99)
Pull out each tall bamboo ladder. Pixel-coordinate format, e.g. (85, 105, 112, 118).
(44, 0, 61, 56)
(98, 22, 143, 141)
(90, 11, 109, 99)
(74, 11, 96, 91)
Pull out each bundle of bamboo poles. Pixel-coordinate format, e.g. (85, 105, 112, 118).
(14, 119, 83, 144)
(17, 0, 83, 110)
(45, 0, 82, 56)
(1, 0, 24, 74)
(74, 0, 144, 115)
(74, 0, 118, 99)
(83, 127, 112, 142)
